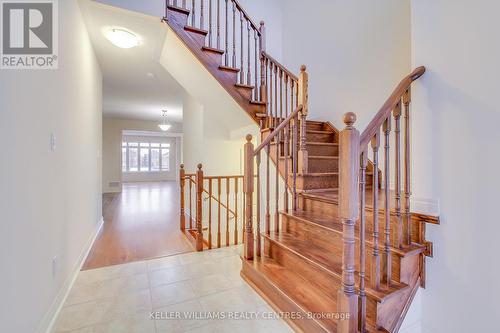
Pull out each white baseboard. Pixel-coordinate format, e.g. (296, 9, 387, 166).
(37, 217, 104, 333)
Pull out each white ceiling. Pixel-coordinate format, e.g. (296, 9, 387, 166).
(80, 0, 184, 123)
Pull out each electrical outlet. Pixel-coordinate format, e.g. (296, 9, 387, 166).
(52, 256, 58, 278)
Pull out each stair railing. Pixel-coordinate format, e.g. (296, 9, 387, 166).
(243, 105, 303, 260)
(337, 66, 426, 332)
(166, 0, 264, 101)
(179, 164, 244, 251)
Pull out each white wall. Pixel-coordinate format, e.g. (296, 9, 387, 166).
(411, 1, 500, 332)
(102, 117, 183, 193)
(0, 1, 103, 332)
(281, 0, 411, 132)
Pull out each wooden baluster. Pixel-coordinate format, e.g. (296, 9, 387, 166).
(259, 22, 266, 103)
(298, 65, 308, 174)
(195, 164, 204, 251)
(279, 69, 283, 124)
(179, 165, 186, 231)
(256, 154, 261, 257)
(292, 113, 298, 210)
(224, 0, 228, 65)
(200, 0, 204, 30)
(283, 75, 289, 212)
(359, 151, 368, 332)
(173, 0, 177, 7)
(265, 144, 271, 234)
(394, 101, 403, 248)
(183, 0, 186, 8)
(242, 183, 246, 244)
(208, 0, 212, 47)
(243, 135, 254, 260)
(371, 132, 381, 290)
(247, 20, 251, 86)
(275, 123, 280, 233)
(232, 2, 236, 67)
(240, 12, 244, 84)
(254, 29, 258, 100)
(216, 0, 220, 49)
(234, 177, 239, 245)
(191, 0, 196, 27)
(217, 177, 221, 248)
(274, 64, 278, 128)
(269, 63, 274, 128)
(337, 112, 360, 333)
(208, 178, 213, 249)
(226, 177, 230, 246)
(383, 117, 392, 285)
(189, 176, 193, 229)
(403, 89, 412, 246)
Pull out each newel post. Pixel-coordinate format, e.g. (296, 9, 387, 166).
(298, 65, 309, 174)
(195, 164, 204, 252)
(179, 164, 186, 231)
(337, 112, 360, 333)
(259, 21, 267, 103)
(243, 135, 255, 260)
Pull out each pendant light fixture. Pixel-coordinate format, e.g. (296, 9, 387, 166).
(158, 110, 171, 132)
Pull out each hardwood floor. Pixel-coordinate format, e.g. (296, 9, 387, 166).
(83, 182, 193, 270)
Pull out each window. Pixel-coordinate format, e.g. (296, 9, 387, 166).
(122, 141, 171, 172)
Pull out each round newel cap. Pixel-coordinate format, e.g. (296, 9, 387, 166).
(260, 20, 265, 26)
(300, 65, 307, 72)
(197, 163, 203, 170)
(180, 164, 184, 169)
(246, 134, 253, 142)
(343, 112, 357, 127)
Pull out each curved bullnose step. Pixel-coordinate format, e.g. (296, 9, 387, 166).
(241, 256, 337, 333)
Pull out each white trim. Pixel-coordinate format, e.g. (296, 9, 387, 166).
(38, 217, 104, 333)
(411, 197, 440, 216)
(122, 130, 183, 138)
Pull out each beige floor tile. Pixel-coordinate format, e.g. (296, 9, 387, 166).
(181, 262, 219, 278)
(66, 274, 149, 306)
(149, 265, 191, 288)
(177, 251, 213, 266)
(76, 261, 147, 285)
(151, 280, 197, 309)
(155, 299, 209, 333)
(91, 311, 155, 333)
(147, 255, 182, 272)
(189, 273, 234, 297)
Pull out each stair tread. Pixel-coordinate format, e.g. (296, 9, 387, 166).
(184, 25, 208, 35)
(283, 210, 426, 258)
(235, 83, 255, 89)
(250, 100, 266, 105)
(243, 256, 337, 331)
(279, 155, 339, 160)
(202, 46, 225, 54)
(219, 65, 240, 73)
(265, 231, 409, 302)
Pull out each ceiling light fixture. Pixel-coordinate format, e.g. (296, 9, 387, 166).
(105, 28, 140, 49)
(158, 110, 171, 132)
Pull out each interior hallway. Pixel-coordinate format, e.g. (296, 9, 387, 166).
(83, 182, 193, 270)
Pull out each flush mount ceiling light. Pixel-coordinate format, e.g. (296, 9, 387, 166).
(105, 28, 140, 49)
(158, 110, 171, 132)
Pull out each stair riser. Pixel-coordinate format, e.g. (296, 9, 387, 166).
(307, 132, 335, 143)
(241, 260, 330, 333)
(306, 122, 325, 131)
(282, 215, 404, 284)
(202, 50, 223, 66)
(235, 86, 254, 101)
(166, 6, 189, 27)
(307, 144, 339, 156)
(296, 175, 339, 191)
(264, 237, 343, 306)
(308, 159, 339, 173)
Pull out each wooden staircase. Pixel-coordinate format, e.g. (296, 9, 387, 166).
(164, 1, 438, 332)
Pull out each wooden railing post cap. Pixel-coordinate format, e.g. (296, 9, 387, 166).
(343, 112, 357, 128)
(246, 134, 253, 142)
(260, 20, 265, 27)
(197, 163, 203, 170)
(300, 64, 307, 72)
(180, 164, 185, 169)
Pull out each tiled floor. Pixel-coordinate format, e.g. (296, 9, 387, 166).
(53, 246, 293, 333)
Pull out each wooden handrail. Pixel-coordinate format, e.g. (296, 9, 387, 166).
(262, 51, 299, 82)
(359, 66, 425, 149)
(254, 105, 303, 155)
(230, 0, 261, 35)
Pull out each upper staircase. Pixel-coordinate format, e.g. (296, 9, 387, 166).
(164, 1, 438, 332)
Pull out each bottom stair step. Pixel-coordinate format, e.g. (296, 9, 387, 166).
(241, 256, 338, 333)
